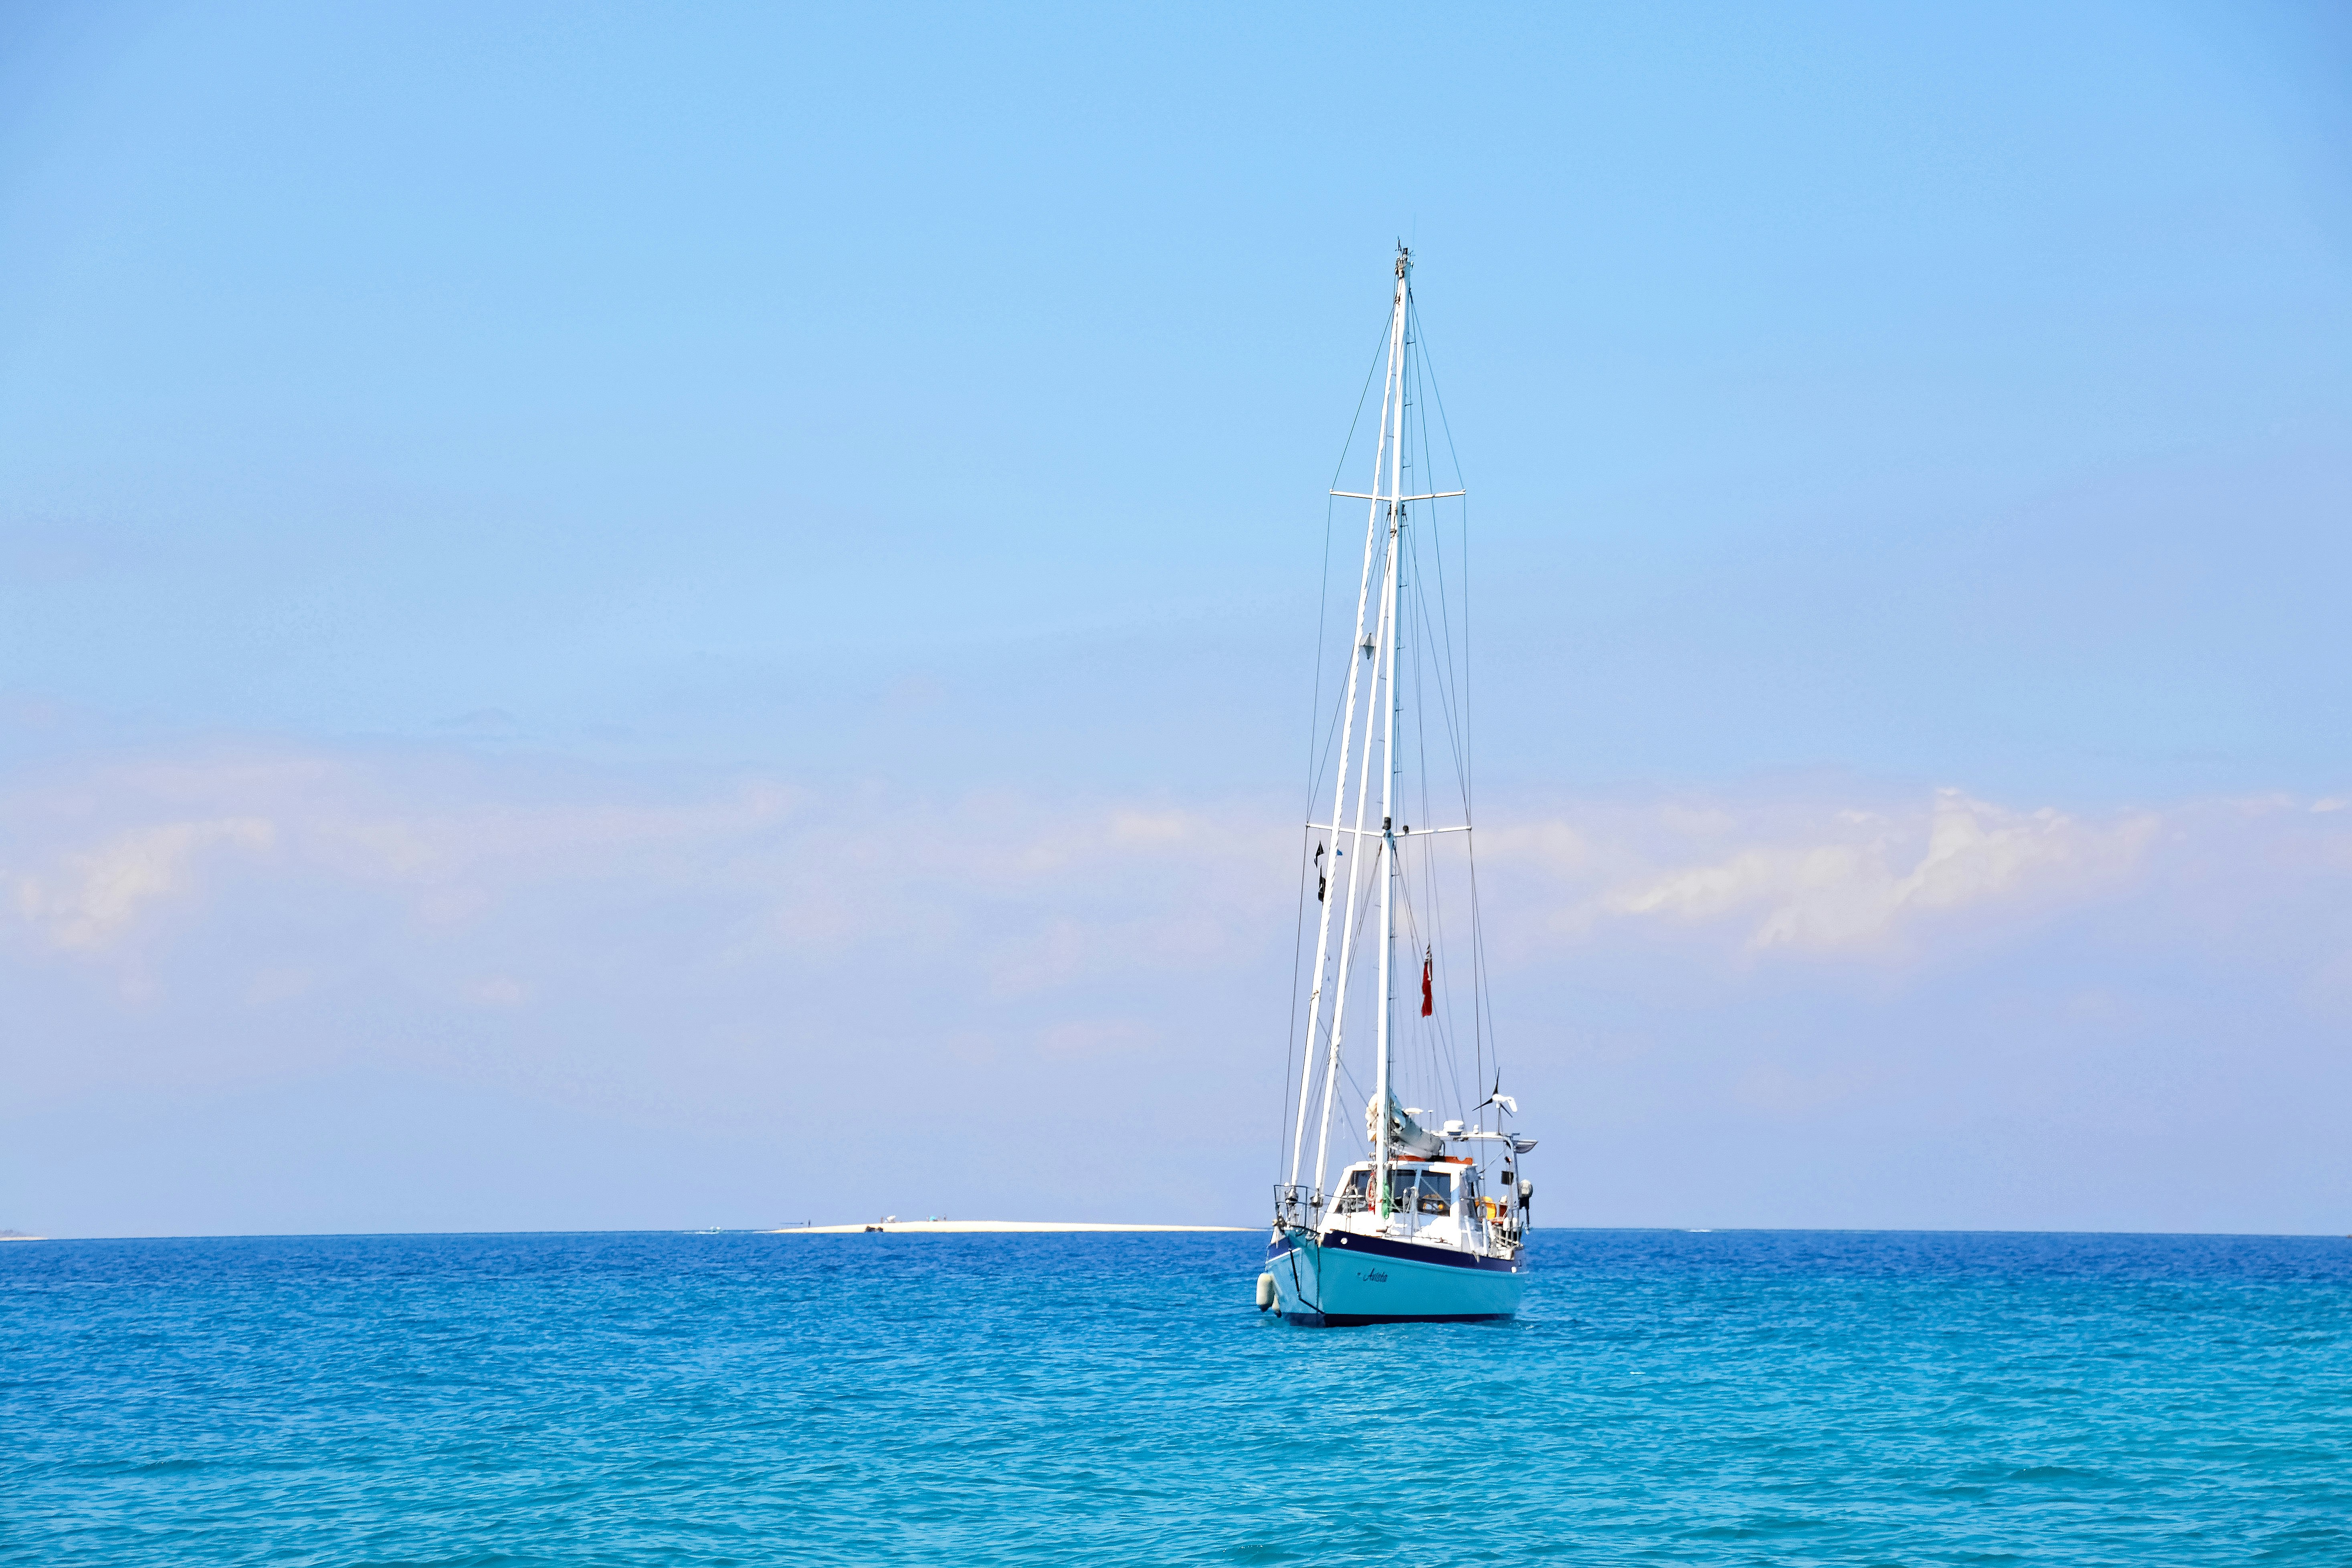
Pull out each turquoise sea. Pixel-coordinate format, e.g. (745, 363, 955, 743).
(6, 1229, 2348, 1564)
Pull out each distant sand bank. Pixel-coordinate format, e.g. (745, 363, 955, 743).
(769, 1220, 1247, 1235)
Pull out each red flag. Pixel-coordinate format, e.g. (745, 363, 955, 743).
(1420, 948, 1433, 1017)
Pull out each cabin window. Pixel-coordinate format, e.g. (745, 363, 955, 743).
(1335, 1166, 1465, 1215)
(1410, 1169, 1455, 1216)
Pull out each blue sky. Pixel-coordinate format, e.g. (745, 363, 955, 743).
(3, 2, 2348, 1236)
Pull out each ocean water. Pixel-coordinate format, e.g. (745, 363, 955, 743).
(6, 1229, 2348, 1565)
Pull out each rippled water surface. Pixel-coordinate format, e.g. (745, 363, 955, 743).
(7, 1229, 2350, 1564)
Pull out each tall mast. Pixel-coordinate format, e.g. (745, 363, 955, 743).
(1307, 253, 1408, 1203)
(1373, 245, 1410, 1221)
(1286, 398, 1394, 1197)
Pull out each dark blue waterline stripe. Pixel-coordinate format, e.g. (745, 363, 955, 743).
(1266, 1229, 1520, 1273)
(1322, 1231, 1522, 1273)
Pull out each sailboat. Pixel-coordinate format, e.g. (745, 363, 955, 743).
(1262, 247, 1536, 1326)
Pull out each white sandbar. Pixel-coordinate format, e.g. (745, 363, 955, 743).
(768, 1220, 1247, 1235)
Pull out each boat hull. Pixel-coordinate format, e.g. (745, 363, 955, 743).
(1265, 1227, 1524, 1325)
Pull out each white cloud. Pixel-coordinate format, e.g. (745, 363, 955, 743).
(6, 743, 2351, 1237)
(0, 754, 1284, 1028)
(0, 751, 2337, 1009)
(14, 817, 274, 950)
(1567, 789, 2162, 954)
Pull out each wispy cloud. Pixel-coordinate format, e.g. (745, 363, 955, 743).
(1596, 790, 2161, 954)
(0, 749, 1283, 1021)
(13, 817, 274, 950)
(5, 743, 2349, 1235)
(4, 756, 2340, 984)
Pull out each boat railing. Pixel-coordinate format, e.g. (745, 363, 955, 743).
(1271, 1183, 1320, 1229)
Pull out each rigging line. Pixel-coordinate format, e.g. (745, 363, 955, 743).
(1404, 295, 1472, 810)
(1402, 577, 1468, 1121)
(1309, 816, 1390, 1142)
(1305, 315, 1393, 816)
(1390, 855, 1467, 1126)
(1423, 832, 1469, 1121)
(1285, 574, 1342, 1176)
(1410, 297, 1485, 1071)
(1402, 303, 1458, 696)
(1409, 293, 1472, 776)
(1305, 491, 1337, 806)
(1334, 317, 1394, 482)
(1290, 311, 1401, 1173)
(1310, 506, 1402, 1193)
(1306, 665, 1353, 819)
(1408, 526, 1440, 838)
(1330, 317, 1394, 491)
(1402, 571, 1477, 1100)
(1278, 826, 1314, 1171)
(1289, 337, 1386, 1109)
(1308, 311, 1392, 803)
(1462, 533, 1484, 1085)
(1390, 311, 1467, 812)
(1398, 279, 1414, 479)
(1395, 841, 1467, 1121)
(1423, 582, 1469, 813)
(1306, 827, 1378, 1069)
(1410, 293, 1487, 1085)
(1406, 548, 1463, 1114)
(1411, 291, 1469, 513)
(1411, 536, 1474, 808)
(1391, 869, 1433, 1088)
(1466, 828, 1497, 1073)
(1406, 291, 1456, 501)
(1321, 841, 1384, 1024)
(1419, 459, 1468, 804)
(1394, 515, 1472, 884)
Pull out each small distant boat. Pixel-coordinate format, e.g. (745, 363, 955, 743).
(1263, 249, 1536, 1326)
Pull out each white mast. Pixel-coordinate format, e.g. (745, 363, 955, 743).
(1285, 417, 1394, 1198)
(1295, 247, 1451, 1219)
(1372, 245, 1409, 1222)
(1305, 254, 1411, 1204)
(1311, 527, 1394, 1198)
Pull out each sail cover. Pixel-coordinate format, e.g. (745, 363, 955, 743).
(1366, 1092, 1448, 1158)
